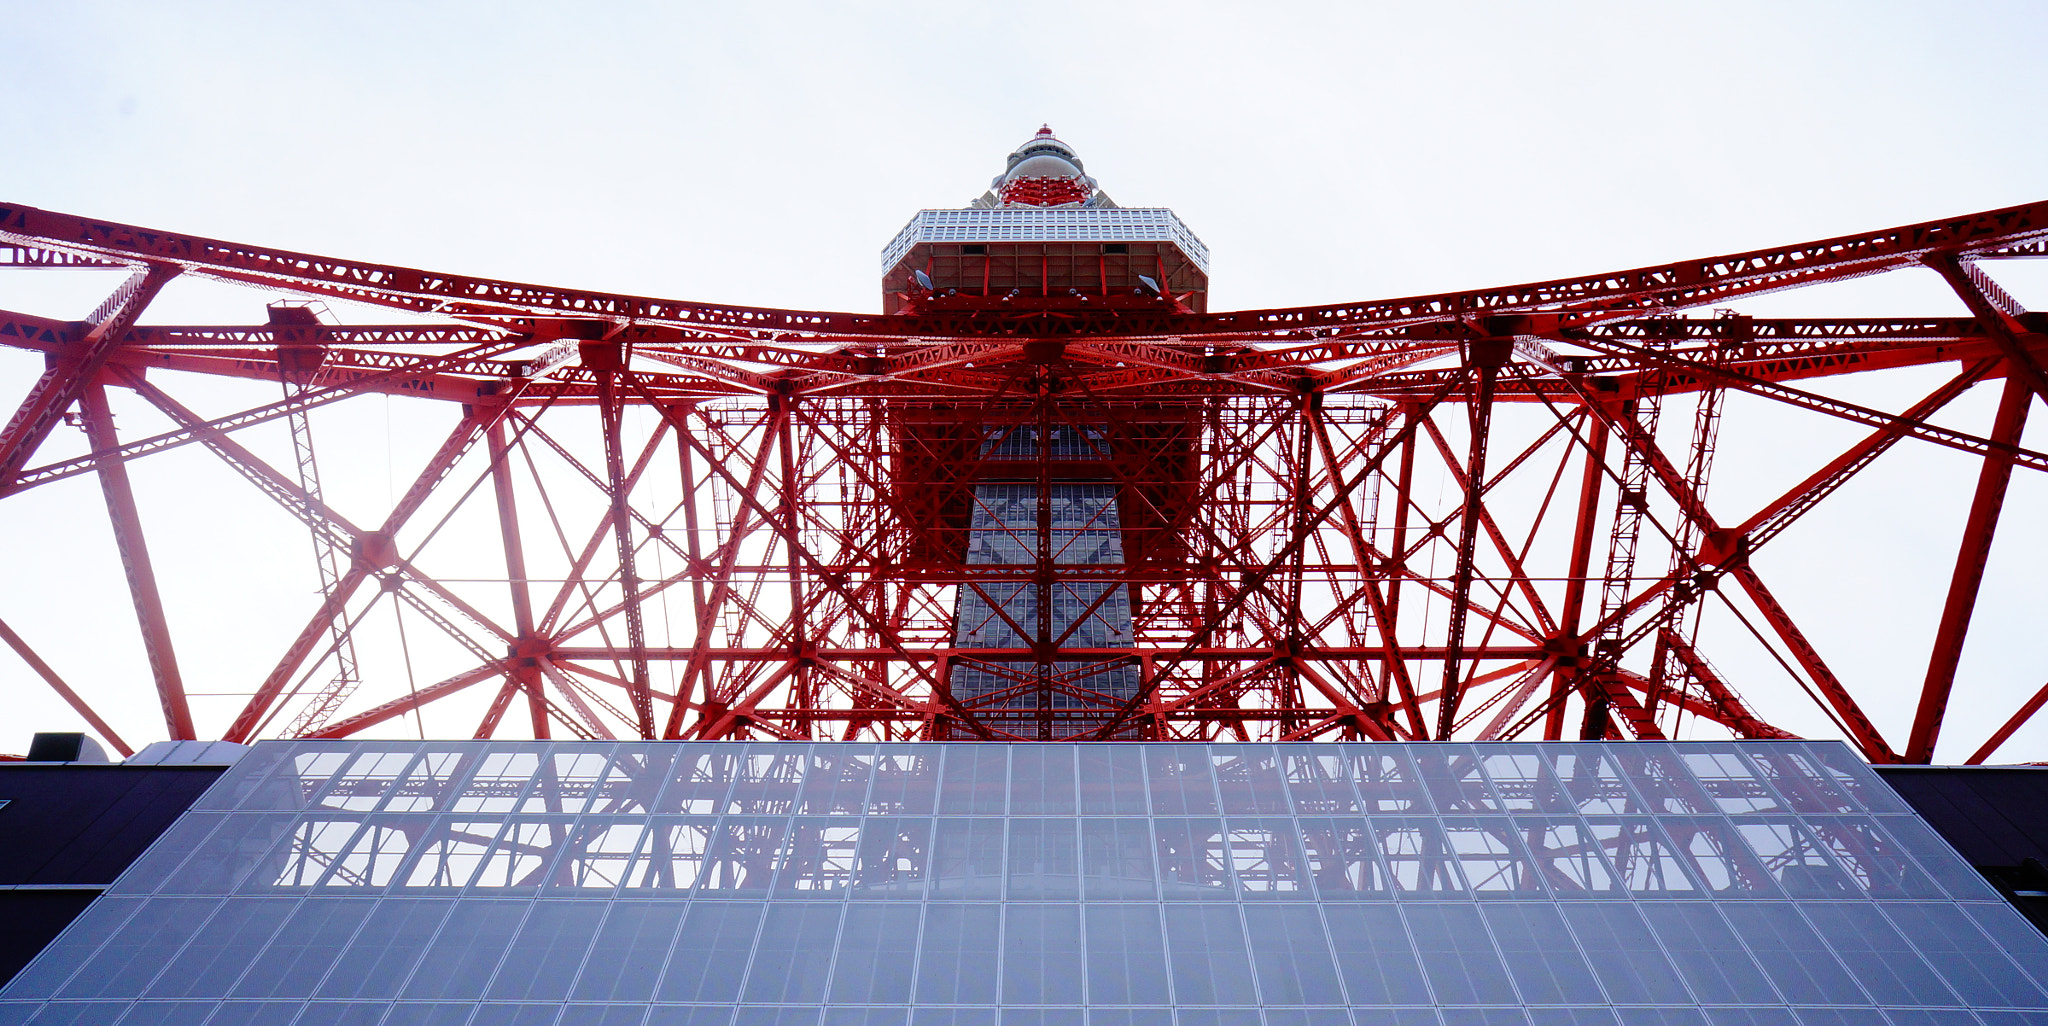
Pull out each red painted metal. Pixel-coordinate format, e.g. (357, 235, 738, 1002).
(1, 197, 2046, 757)
(79, 381, 196, 741)
(1908, 369, 2033, 762)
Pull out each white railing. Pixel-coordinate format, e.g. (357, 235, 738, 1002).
(881, 207, 1211, 273)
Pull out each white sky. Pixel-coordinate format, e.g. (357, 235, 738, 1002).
(3, 1, 2047, 760)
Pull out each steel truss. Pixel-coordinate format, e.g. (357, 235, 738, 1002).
(1, 200, 2045, 757)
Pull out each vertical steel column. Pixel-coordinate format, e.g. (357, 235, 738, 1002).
(1439, 345, 1502, 737)
(601, 371, 656, 738)
(80, 382, 196, 740)
(1552, 409, 1610, 739)
(485, 418, 548, 737)
(1907, 370, 2033, 762)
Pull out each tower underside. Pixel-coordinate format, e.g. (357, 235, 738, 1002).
(0, 176, 2045, 760)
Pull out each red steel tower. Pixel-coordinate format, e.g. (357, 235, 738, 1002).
(1, 130, 2045, 760)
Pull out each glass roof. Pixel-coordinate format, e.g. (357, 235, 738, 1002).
(4, 741, 2043, 1026)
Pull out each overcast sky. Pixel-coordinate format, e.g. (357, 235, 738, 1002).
(3, 1, 2046, 760)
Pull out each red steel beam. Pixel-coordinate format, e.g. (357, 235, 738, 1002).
(79, 382, 196, 741)
(6, 199, 2046, 341)
(1926, 252, 2048, 406)
(1729, 564, 1895, 761)
(1968, 677, 2048, 765)
(1438, 344, 1505, 735)
(0, 265, 175, 489)
(0, 617, 135, 756)
(1906, 369, 2034, 763)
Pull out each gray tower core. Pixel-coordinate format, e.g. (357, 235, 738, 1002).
(949, 425, 1139, 738)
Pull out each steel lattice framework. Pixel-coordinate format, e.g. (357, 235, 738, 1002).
(2, 198, 2045, 760)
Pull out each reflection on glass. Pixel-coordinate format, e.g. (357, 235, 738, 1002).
(1801, 816, 1941, 898)
(158, 813, 300, 894)
(1584, 818, 1697, 895)
(19, 738, 2048, 1024)
(1008, 818, 1081, 898)
(191, 743, 295, 811)
(939, 746, 1010, 815)
(526, 749, 627, 814)
(1154, 818, 1231, 897)
(1353, 750, 1431, 813)
(393, 819, 498, 892)
(1226, 818, 1311, 897)
(1215, 746, 1289, 815)
(1439, 819, 1545, 897)
(1746, 749, 1860, 815)
(473, 819, 575, 892)
(319, 818, 422, 890)
(1513, 817, 1620, 897)
(1476, 748, 1569, 813)
(1297, 817, 1388, 899)
(1801, 742, 1911, 815)
(1413, 746, 1499, 813)
(381, 751, 473, 812)
(1077, 746, 1148, 814)
(1731, 819, 1856, 897)
(777, 817, 864, 893)
(1375, 818, 1466, 896)
(1610, 747, 1715, 815)
(700, 817, 790, 895)
(596, 747, 676, 814)
(450, 751, 543, 813)
(869, 747, 942, 814)
(313, 749, 416, 811)
(801, 747, 876, 815)
(543, 819, 649, 895)
(1656, 817, 1780, 897)
(1146, 746, 1218, 815)
(1550, 750, 1639, 814)
(1081, 818, 1157, 900)
(733, 746, 809, 815)
(1277, 747, 1363, 814)
(1012, 746, 1079, 815)
(658, 747, 741, 814)
(851, 816, 932, 898)
(618, 818, 717, 893)
(930, 817, 1005, 899)
(1680, 751, 1784, 815)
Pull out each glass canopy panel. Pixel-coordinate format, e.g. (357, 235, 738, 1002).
(3, 739, 2042, 1026)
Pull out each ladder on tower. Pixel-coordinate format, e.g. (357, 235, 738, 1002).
(269, 302, 364, 737)
(1586, 339, 1671, 738)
